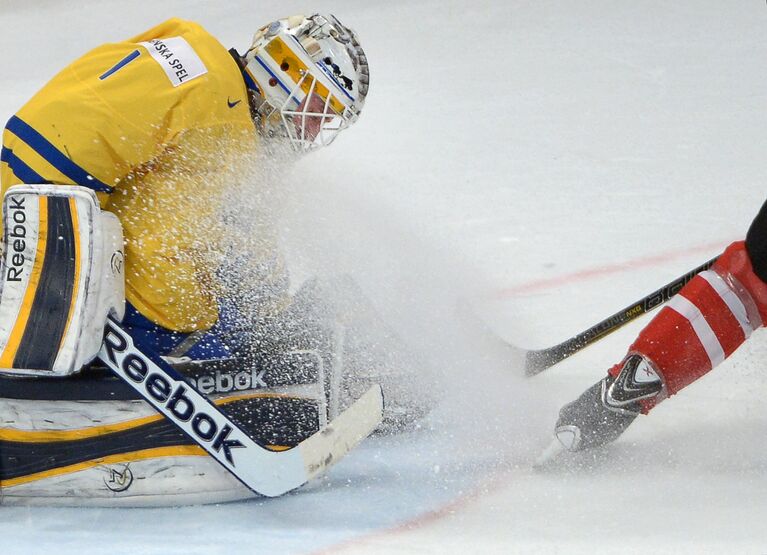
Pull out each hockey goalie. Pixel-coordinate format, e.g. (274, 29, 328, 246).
(0, 15, 423, 506)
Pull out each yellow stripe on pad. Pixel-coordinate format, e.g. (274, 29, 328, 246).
(1, 446, 205, 488)
(0, 392, 313, 442)
(2, 443, 289, 488)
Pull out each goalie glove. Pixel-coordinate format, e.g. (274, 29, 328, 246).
(555, 354, 662, 451)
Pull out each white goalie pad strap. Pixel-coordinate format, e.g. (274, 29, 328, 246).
(0, 185, 125, 377)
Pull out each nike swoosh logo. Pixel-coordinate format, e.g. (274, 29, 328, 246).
(227, 98, 242, 108)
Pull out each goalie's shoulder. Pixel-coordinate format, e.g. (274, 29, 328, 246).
(119, 18, 253, 130)
(127, 17, 215, 45)
(125, 17, 243, 89)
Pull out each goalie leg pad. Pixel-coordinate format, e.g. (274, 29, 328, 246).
(609, 241, 766, 412)
(0, 185, 124, 376)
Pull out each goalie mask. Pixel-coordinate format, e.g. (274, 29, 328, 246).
(243, 14, 369, 152)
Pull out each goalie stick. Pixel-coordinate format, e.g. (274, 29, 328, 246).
(520, 257, 718, 376)
(98, 315, 383, 497)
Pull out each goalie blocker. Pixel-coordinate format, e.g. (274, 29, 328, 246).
(0, 185, 382, 505)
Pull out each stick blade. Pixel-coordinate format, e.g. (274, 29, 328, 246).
(298, 384, 384, 483)
(524, 350, 554, 377)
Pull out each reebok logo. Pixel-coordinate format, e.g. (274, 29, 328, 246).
(101, 322, 245, 466)
(187, 367, 267, 395)
(5, 195, 27, 283)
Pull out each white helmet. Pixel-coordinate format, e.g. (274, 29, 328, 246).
(243, 14, 369, 152)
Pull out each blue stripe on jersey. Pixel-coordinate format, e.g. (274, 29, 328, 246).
(99, 49, 141, 80)
(120, 302, 238, 359)
(0, 146, 46, 183)
(121, 302, 191, 356)
(5, 116, 113, 193)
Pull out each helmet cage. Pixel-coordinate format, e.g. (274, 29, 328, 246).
(279, 73, 350, 150)
(244, 14, 367, 153)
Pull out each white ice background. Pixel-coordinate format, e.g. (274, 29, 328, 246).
(2, 1, 767, 553)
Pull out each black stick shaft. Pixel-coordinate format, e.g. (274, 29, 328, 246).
(525, 256, 718, 376)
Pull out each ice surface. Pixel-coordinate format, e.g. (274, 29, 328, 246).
(2, 0, 767, 553)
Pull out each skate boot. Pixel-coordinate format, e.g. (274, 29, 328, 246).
(555, 354, 664, 452)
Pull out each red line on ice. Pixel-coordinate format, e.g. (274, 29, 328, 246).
(316, 239, 734, 554)
(312, 472, 508, 555)
(493, 240, 729, 298)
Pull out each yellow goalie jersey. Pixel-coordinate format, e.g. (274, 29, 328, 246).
(0, 19, 279, 333)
